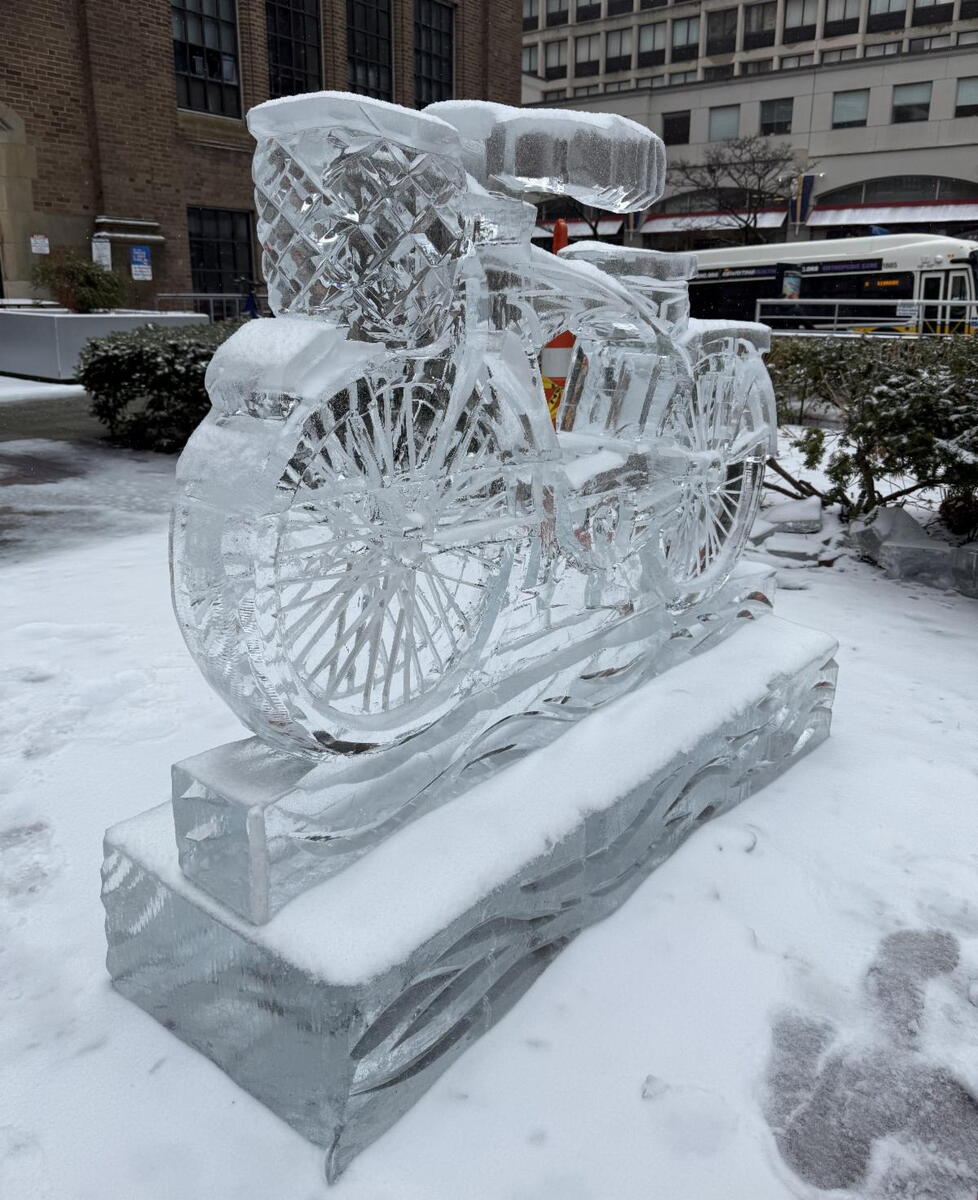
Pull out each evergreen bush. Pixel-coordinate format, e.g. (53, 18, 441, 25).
(765, 335, 978, 535)
(32, 249, 128, 313)
(79, 319, 246, 452)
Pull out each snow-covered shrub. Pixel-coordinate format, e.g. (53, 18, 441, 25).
(766, 336, 978, 533)
(80, 319, 246, 452)
(32, 249, 128, 313)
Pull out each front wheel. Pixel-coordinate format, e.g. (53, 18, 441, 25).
(650, 330, 776, 610)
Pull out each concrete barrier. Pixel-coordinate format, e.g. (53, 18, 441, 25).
(0, 310, 208, 381)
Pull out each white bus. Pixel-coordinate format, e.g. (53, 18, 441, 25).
(688, 234, 978, 334)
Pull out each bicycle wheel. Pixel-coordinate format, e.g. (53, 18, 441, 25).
(651, 333, 775, 609)
(214, 356, 546, 752)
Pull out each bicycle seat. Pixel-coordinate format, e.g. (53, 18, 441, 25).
(426, 100, 665, 213)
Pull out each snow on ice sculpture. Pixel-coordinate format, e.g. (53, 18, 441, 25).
(105, 91, 838, 1182)
(171, 92, 776, 761)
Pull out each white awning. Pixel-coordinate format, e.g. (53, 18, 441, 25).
(532, 218, 624, 240)
(641, 210, 786, 234)
(808, 203, 978, 227)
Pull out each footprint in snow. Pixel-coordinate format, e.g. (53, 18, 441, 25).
(0, 820, 58, 903)
(763, 928, 978, 1198)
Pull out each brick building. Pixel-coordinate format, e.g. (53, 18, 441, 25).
(0, 0, 522, 301)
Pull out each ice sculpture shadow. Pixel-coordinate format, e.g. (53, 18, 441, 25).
(764, 929, 978, 1198)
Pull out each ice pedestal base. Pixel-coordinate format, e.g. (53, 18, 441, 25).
(102, 617, 837, 1181)
(171, 563, 778, 926)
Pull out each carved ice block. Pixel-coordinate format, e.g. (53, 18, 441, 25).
(172, 562, 777, 924)
(104, 616, 838, 1182)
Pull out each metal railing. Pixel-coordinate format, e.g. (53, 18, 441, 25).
(754, 296, 978, 337)
(156, 292, 271, 321)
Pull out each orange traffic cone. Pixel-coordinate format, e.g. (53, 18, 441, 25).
(541, 218, 575, 426)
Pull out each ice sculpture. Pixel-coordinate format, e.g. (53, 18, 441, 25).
(171, 94, 775, 758)
(103, 91, 838, 1181)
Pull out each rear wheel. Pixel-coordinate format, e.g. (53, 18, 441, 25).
(651, 336, 774, 609)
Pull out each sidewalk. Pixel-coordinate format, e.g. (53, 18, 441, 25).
(0, 375, 102, 443)
(0, 437, 175, 559)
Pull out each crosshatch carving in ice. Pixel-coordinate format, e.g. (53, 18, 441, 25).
(104, 89, 839, 1182)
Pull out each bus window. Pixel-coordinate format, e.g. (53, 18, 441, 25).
(948, 270, 970, 334)
(920, 272, 943, 334)
(949, 272, 969, 300)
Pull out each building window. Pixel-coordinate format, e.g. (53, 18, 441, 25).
(743, 56, 773, 71)
(266, 0, 322, 99)
(523, 0, 539, 30)
(671, 16, 700, 60)
(956, 77, 978, 116)
(824, 0, 860, 36)
(908, 33, 951, 50)
(704, 63, 734, 78)
(348, 0, 392, 99)
(864, 38, 900, 53)
(171, 0, 241, 117)
(640, 0, 667, 7)
(708, 103, 740, 140)
(523, 44, 539, 73)
(188, 207, 253, 299)
(760, 96, 793, 133)
(784, 0, 818, 41)
(544, 39, 568, 78)
(832, 87, 869, 127)
(960, 28, 978, 42)
(574, 82, 601, 94)
(608, 0, 634, 12)
(606, 28, 633, 71)
(414, 0, 453, 105)
(821, 174, 978, 204)
(911, 0, 953, 23)
(780, 51, 814, 66)
(546, 0, 568, 26)
(640, 73, 667, 85)
(543, 87, 567, 99)
(706, 7, 737, 54)
(821, 44, 859, 59)
(744, 1, 776, 48)
(638, 22, 667, 65)
(892, 80, 931, 121)
(576, 0, 601, 17)
(663, 109, 691, 143)
(670, 69, 698, 83)
(605, 79, 633, 91)
(576, 33, 601, 74)
(867, 0, 906, 31)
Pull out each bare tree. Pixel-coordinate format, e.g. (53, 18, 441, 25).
(666, 136, 802, 246)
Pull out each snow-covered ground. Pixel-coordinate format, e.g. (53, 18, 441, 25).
(1, 438, 977, 1200)
(0, 375, 87, 406)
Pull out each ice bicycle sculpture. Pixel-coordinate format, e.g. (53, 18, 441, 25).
(102, 93, 839, 1180)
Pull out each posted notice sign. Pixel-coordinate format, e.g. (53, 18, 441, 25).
(92, 238, 112, 270)
(30, 233, 50, 255)
(130, 244, 152, 281)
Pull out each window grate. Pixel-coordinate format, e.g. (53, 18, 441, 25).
(267, 0, 322, 99)
(414, 0, 453, 106)
(171, 0, 241, 118)
(187, 206, 254, 308)
(347, 0, 393, 100)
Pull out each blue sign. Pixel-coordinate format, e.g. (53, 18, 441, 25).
(130, 244, 152, 281)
